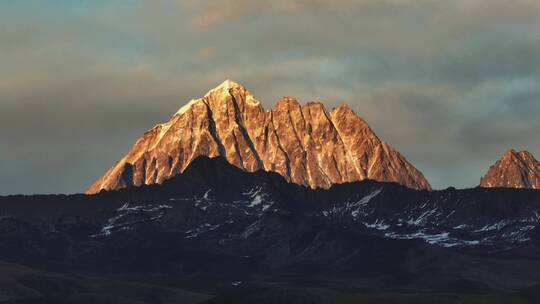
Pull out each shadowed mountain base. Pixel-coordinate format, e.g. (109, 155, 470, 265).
(2, 157, 540, 302)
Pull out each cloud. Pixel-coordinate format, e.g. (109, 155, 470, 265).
(0, 0, 539, 193)
(184, 0, 362, 27)
(181, 0, 540, 28)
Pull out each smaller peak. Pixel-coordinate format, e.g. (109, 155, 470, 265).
(518, 150, 534, 157)
(330, 103, 369, 124)
(501, 149, 530, 159)
(500, 149, 538, 163)
(331, 103, 354, 114)
(275, 96, 300, 107)
(337, 103, 350, 108)
(279, 96, 299, 102)
(481, 149, 540, 189)
(516, 150, 538, 163)
(503, 148, 518, 156)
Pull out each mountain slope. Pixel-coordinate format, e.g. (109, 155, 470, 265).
(87, 79, 430, 193)
(0, 261, 210, 304)
(4, 156, 540, 294)
(481, 149, 540, 189)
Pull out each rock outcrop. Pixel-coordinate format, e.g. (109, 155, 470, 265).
(86, 79, 431, 193)
(480, 149, 540, 189)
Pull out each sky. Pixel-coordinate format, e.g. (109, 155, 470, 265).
(1, 0, 539, 195)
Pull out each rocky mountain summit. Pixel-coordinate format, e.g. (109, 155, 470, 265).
(87, 79, 431, 194)
(480, 149, 540, 189)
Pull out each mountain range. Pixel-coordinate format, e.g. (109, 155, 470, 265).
(3, 156, 540, 303)
(87, 80, 540, 194)
(2, 80, 540, 303)
(87, 79, 431, 193)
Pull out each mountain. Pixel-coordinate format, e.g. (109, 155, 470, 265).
(4, 156, 540, 295)
(86, 79, 431, 194)
(480, 149, 540, 189)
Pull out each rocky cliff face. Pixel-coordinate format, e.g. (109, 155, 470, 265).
(86, 79, 431, 194)
(480, 149, 540, 189)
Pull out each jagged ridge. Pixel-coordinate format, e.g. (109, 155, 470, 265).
(86, 79, 431, 193)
